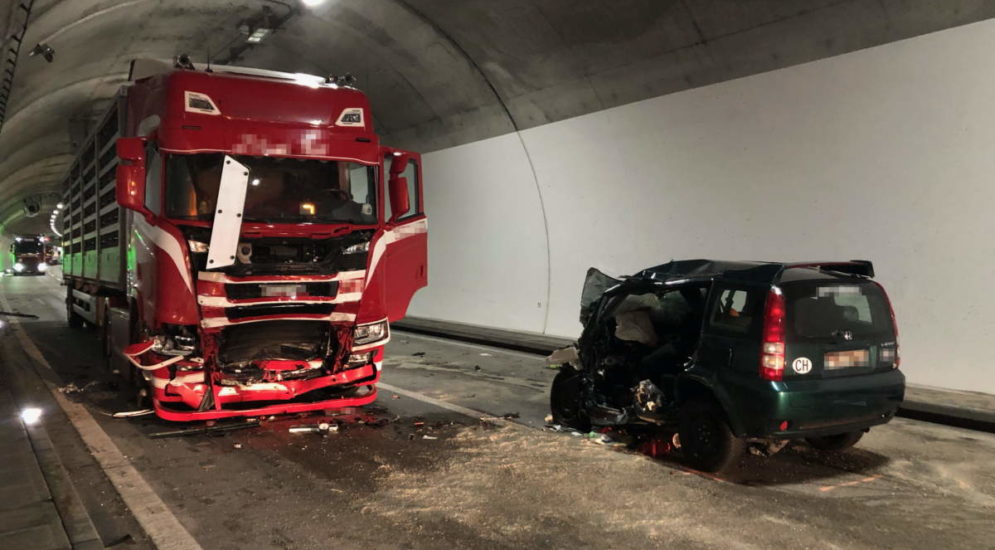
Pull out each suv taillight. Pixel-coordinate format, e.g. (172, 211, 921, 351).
(874, 281, 900, 369)
(760, 288, 786, 381)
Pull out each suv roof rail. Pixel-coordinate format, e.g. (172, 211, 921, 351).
(777, 260, 874, 279)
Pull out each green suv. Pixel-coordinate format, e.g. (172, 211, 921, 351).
(550, 260, 905, 472)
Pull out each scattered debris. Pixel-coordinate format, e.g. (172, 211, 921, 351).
(233, 443, 242, 449)
(413, 421, 425, 427)
(422, 435, 438, 440)
(412, 352, 426, 357)
(637, 437, 673, 458)
(501, 412, 520, 420)
(544, 414, 554, 423)
(0, 310, 39, 319)
(545, 346, 579, 367)
(59, 380, 99, 395)
(289, 422, 339, 435)
(473, 365, 481, 371)
(148, 419, 259, 439)
(479, 352, 492, 357)
(391, 394, 401, 400)
(112, 409, 154, 418)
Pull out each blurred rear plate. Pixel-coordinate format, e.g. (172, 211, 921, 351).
(825, 349, 869, 369)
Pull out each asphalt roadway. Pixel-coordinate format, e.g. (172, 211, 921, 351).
(1, 272, 993, 549)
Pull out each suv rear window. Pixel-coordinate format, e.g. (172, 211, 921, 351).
(783, 282, 893, 342)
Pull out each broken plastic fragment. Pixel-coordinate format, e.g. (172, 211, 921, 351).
(546, 346, 579, 366)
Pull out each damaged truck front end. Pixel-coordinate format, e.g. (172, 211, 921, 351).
(89, 65, 428, 421)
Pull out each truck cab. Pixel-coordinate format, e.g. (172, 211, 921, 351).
(62, 60, 427, 421)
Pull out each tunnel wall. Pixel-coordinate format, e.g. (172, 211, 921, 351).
(408, 18, 995, 395)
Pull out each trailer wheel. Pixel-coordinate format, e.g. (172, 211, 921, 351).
(66, 287, 83, 328)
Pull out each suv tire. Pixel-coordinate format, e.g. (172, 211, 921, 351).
(806, 431, 863, 451)
(550, 366, 591, 432)
(678, 398, 745, 473)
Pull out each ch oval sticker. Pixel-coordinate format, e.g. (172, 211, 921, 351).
(792, 357, 813, 374)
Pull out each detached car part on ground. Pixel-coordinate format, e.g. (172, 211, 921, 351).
(551, 260, 904, 472)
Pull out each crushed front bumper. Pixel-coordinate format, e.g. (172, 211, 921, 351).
(126, 343, 384, 421)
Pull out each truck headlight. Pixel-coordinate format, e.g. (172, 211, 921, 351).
(151, 325, 198, 356)
(37, 262, 48, 272)
(353, 320, 388, 345)
(13, 263, 24, 272)
(343, 241, 369, 254)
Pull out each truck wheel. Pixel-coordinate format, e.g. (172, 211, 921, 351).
(806, 431, 863, 451)
(66, 289, 83, 328)
(678, 398, 745, 473)
(550, 367, 591, 432)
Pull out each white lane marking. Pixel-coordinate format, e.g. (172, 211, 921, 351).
(0, 291, 204, 550)
(377, 382, 514, 426)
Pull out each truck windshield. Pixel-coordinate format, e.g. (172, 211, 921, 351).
(13, 240, 42, 254)
(165, 154, 377, 224)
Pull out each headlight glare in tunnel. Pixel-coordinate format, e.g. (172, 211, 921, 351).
(13, 262, 25, 272)
(20, 407, 42, 425)
(38, 262, 48, 272)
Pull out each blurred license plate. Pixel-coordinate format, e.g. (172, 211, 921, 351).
(825, 349, 869, 369)
(262, 284, 305, 297)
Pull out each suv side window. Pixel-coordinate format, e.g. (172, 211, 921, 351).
(708, 287, 763, 335)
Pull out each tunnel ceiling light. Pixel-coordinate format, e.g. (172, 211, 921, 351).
(56, 202, 64, 209)
(302, 0, 327, 7)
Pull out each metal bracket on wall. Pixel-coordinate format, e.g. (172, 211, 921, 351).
(0, 1, 34, 134)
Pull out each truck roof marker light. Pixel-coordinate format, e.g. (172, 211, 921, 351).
(760, 287, 786, 382)
(184, 91, 220, 116)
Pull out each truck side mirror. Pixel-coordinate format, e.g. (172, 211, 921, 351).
(115, 137, 149, 216)
(388, 176, 410, 222)
(389, 153, 409, 176)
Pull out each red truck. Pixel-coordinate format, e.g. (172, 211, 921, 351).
(8, 235, 49, 275)
(61, 59, 427, 421)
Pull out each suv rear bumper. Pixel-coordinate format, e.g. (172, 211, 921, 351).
(722, 369, 905, 438)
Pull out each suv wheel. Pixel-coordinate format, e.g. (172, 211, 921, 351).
(806, 431, 863, 451)
(550, 367, 591, 432)
(678, 398, 745, 473)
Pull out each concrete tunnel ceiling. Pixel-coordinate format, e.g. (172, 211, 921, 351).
(1, 0, 993, 236)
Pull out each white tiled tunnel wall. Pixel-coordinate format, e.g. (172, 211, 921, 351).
(409, 18, 995, 395)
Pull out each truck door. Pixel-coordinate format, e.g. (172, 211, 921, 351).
(381, 150, 428, 322)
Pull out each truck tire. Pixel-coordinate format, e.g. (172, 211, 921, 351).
(66, 288, 83, 328)
(806, 431, 863, 451)
(678, 398, 745, 473)
(550, 366, 591, 432)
